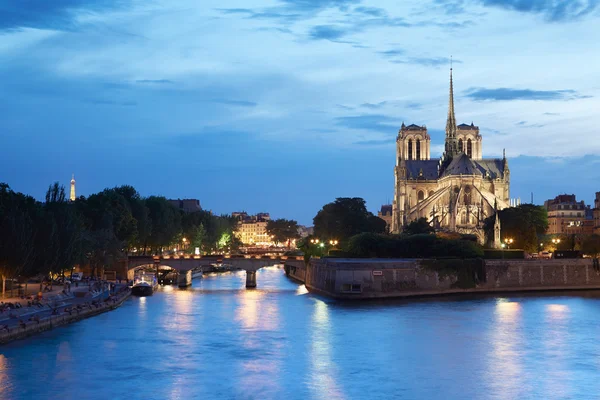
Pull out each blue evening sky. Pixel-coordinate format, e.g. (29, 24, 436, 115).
(1, 0, 599, 225)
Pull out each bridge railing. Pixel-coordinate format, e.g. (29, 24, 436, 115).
(128, 255, 304, 261)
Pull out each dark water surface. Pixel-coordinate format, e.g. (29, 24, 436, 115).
(3, 266, 600, 399)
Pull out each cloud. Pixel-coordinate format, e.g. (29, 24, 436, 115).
(0, 0, 127, 31)
(516, 120, 545, 128)
(84, 98, 137, 106)
(361, 101, 388, 109)
(465, 87, 591, 101)
(391, 56, 459, 67)
(211, 99, 257, 107)
(135, 79, 174, 84)
(335, 114, 400, 133)
(478, 0, 600, 22)
(353, 138, 396, 146)
(406, 102, 423, 110)
(378, 49, 405, 57)
(353, 6, 387, 17)
(544, 112, 560, 116)
(308, 25, 350, 40)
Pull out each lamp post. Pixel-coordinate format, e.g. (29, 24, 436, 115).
(552, 237, 561, 250)
(504, 238, 514, 249)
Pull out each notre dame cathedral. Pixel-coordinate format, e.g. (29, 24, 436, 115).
(391, 69, 510, 243)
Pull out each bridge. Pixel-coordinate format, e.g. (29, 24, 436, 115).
(127, 255, 305, 288)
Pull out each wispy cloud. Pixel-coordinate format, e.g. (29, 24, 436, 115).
(0, 0, 128, 31)
(308, 25, 350, 40)
(335, 114, 400, 133)
(361, 101, 388, 109)
(83, 98, 137, 107)
(478, 0, 600, 22)
(211, 99, 257, 107)
(465, 87, 591, 101)
(353, 138, 396, 146)
(135, 79, 174, 84)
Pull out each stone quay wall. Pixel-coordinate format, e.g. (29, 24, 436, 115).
(301, 258, 600, 299)
(0, 289, 131, 345)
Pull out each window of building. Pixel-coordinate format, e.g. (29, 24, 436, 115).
(467, 138, 472, 158)
(416, 139, 421, 160)
(408, 139, 413, 160)
(458, 138, 463, 152)
(418, 190, 424, 202)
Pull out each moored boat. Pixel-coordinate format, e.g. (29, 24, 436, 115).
(131, 273, 158, 296)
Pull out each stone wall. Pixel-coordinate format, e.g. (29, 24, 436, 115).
(304, 258, 600, 299)
(0, 290, 130, 345)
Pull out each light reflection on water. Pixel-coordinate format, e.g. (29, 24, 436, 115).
(3, 268, 600, 399)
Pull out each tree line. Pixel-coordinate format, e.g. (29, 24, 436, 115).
(0, 182, 240, 283)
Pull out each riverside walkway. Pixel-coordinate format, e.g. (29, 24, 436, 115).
(0, 282, 130, 344)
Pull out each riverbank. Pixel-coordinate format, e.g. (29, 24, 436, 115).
(287, 258, 600, 299)
(0, 286, 131, 345)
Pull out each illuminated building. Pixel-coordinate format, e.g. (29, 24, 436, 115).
(544, 194, 594, 235)
(392, 68, 510, 243)
(234, 212, 273, 247)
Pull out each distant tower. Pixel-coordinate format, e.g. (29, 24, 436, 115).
(70, 174, 76, 201)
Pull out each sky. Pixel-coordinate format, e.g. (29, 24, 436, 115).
(1, 0, 600, 225)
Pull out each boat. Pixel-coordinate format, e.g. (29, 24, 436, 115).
(131, 272, 158, 296)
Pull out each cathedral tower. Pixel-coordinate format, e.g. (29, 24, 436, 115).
(444, 68, 459, 158)
(70, 174, 76, 201)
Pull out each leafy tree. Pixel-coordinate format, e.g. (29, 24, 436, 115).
(313, 197, 385, 242)
(404, 217, 434, 235)
(266, 218, 300, 246)
(484, 204, 548, 252)
(582, 235, 600, 258)
(146, 196, 181, 253)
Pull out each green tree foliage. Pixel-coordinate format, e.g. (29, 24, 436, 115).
(484, 204, 548, 252)
(145, 196, 181, 253)
(582, 234, 600, 258)
(404, 217, 434, 235)
(313, 197, 385, 242)
(345, 233, 484, 259)
(266, 218, 300, 245)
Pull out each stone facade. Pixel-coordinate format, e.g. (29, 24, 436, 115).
(377, 204, 393, 232)
(392, 70, 510, 242)
(594, 192, 600, 235)
(303, 258, 600, 299)
(544, 194, 594, 235)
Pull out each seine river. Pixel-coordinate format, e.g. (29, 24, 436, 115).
(3, 266, 600, 399)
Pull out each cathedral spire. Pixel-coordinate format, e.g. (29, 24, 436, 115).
(444, 63, 459, 157)
(70, 174, 76, 202)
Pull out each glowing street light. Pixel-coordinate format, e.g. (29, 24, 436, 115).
(504, 238, 514, 249)
(329, 240, 338, 246)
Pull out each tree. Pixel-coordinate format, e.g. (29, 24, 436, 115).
(146, 196, 181, 253)
(313, 197, 385, 242)
(404, 217, 434, 235)
(266, 218, 300, 246)
(582, 235, 600, 258)
(484, 204, 548, 252)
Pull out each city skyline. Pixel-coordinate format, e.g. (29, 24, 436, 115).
(2, 1, 600, 225)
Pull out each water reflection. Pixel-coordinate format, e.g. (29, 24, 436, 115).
(4, 270, 600, 399)
(309, 300, 345, 400)
(487, 299, 525, 399)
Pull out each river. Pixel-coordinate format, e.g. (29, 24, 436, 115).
(2, 266, 600, 399)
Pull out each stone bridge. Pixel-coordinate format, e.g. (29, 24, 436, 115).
(127, 255, 305, 288)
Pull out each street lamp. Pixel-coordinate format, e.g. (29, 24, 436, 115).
(552, 238, 561, 250)
(504, 238, 514, 249)
(329, 240, 338, 246)
(310, 238, 320, 244)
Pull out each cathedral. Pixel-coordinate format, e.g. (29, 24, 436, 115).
(391, 69, 510, 243)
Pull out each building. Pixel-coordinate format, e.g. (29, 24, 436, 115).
(168, 199, 202, 213)
(297, 225, 314, 238)
(544, 194, 595, 235)
(233, 212, 273, 247)
(378, 205, 393, 232)
(70, 174, 76, 201)
(594, 192, 600, 235)
(392, 69, 510, 243)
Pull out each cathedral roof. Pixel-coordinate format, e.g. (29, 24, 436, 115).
(457, 123, 479, 130)
(405, 160, 439, 180)
(441, 153, 479, 176)
(440, 154, 505, 178)
(403, 124, 426, 131)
